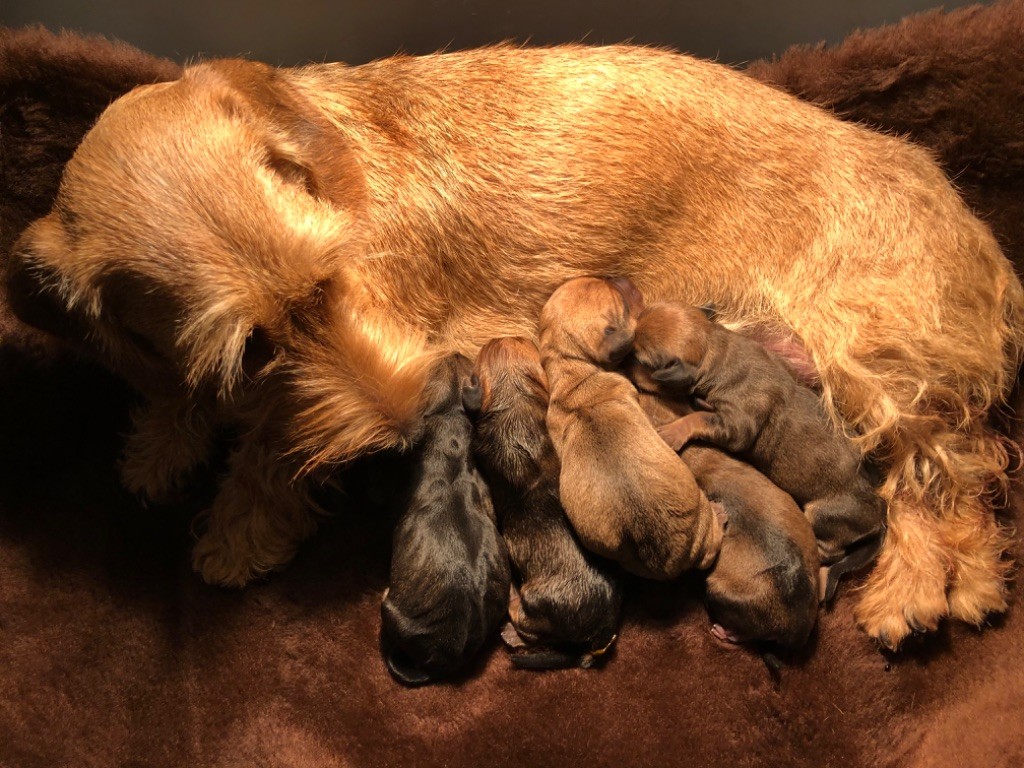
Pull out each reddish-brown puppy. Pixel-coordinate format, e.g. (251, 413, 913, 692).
(539, 277, 725, 580)
(8, 46, 1022, 645)
(635, 388, 819, 650)
(630, 303, 886, 601)
(468, 336, 621, 666)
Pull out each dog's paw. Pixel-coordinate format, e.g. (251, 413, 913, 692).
(191, 533, 264, 588)
(855, 555, 949, 650)
(948, 573, 1008, 627)
(944, 515, 1010, 626)
(119, 452, 184, 505)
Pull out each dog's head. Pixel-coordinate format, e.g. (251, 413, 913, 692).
(7, 59, 433, 464)
(538, 276, 641, 366)
(631, 303, 714, 391)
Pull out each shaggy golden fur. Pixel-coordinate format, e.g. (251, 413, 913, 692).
(538, 277, 724, 579)
(7, 45, 1023, 646)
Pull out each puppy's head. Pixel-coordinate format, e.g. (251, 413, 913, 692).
(8, 59, 434, 464)
(631, 303, 714, 390)
(705, 502, 818, 650)
(380, 590, 475, 686)
(538, 276, 641, 366)
(469, 337, 550, 483)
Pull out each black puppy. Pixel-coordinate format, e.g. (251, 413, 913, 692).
(380, 353, 511, 685)
(468, 337, 622, 669)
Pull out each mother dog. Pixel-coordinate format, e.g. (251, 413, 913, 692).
(7, 45, 1022, 649)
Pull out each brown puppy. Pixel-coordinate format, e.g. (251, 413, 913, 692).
(467, 336, 622, 666)
(8, 47, 1023, 645)
(630, 303, 886, 600)
(636, 390, 818, 650)
(539, 277, 724, 580)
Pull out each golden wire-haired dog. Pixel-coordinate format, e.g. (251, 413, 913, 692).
(7, 46, 1022, 646)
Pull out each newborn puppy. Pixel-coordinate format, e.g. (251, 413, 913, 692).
(636, 390, 818, 651)
(468, 336, 622, 667)
(631, 303, 886, 600)
(539, 277, 725, 580)
(380, 353, 511, 686)
(692, 447, 820, 650)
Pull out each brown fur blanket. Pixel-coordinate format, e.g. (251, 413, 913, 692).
(2, 3, 1023, 766)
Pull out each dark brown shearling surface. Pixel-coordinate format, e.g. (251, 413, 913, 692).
(2, 5, 1024, 766)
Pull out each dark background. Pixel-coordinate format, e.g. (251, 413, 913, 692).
(0, 0, 989, 66)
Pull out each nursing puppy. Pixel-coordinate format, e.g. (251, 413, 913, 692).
(468, 336, 621, 667)
(630, 303, 886, 600)
(539, 277, 724, 580)
(380, 353, 511, 686)
(9, 47, 1023, 646)
(635, 388, 818, 650)
(635, 389, 819, 650)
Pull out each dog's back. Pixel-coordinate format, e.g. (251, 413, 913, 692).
(381, 354, 510, 685)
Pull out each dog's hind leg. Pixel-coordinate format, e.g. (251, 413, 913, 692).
(191, 430, 320, 587)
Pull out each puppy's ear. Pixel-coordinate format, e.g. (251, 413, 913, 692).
(462, 375, 483, 415)
(5, 217, 84, 341)
(650, 358, 697, 389)
(608, 276, 645, 314)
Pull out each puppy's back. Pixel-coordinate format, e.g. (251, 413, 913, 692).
(551, 369, 722, 578)
(381, 354, 510, 684)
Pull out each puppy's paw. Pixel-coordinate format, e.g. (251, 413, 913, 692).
(657, 424, 688, 452)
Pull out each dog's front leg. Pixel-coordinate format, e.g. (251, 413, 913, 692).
(191, 430, 320, 587)
(119, 394, 218, 503)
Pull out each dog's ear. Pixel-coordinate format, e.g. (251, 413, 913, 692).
(5, 217, 85, 342)
(193, 59, 364, 207)
(241, 326, 280, 380)
(608, 276, 645, 315)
